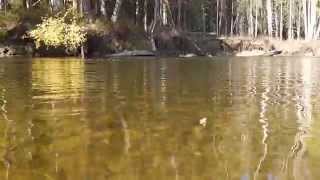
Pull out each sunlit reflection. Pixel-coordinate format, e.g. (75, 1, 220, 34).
(254, 59, 271, 180)
(32, 59, 85, 101)
(0, 58, 319, 179)
(159, 60, 168, 112)
(291, 59, 313, 180)
(0, 88, 11, 180)
(111, 61, 120, 97)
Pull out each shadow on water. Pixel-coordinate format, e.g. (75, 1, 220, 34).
(0, 57, 319, 179)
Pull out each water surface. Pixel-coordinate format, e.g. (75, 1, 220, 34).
(0, 57, 320, 180)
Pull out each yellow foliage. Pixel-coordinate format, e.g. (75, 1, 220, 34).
(29, 12, 86, 50)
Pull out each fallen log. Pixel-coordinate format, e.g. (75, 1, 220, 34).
(179, 53, 197, 58)
(106, 50, 155, 57)
(264, 50, 282, 56)
(236, 50, 282, 57)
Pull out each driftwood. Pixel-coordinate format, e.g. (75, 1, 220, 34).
(264, 50, 282, 56)
(236, 50, 282, 57)
(107, 50, 155, 57)
(179, 53, 197, 58)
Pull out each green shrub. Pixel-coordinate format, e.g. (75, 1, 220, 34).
(0, 30, 7, 41)
(28, 11, 86, 51)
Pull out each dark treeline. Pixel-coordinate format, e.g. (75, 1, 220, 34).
(1, 0, 320, 37)
(0, 0, 320, 51)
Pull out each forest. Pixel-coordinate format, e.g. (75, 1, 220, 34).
(0, 0, 320, 57)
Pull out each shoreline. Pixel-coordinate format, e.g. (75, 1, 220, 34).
(3, 52, 320, 60)
(2, 37, 320, 59)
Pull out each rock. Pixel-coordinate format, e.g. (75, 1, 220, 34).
(0, 44, 34, 57)
(0, 46, 15, 57)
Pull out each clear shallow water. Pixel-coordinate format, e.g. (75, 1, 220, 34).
(0, 57, 320, 180)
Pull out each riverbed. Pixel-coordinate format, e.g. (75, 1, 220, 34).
(0, 57, 319, 179)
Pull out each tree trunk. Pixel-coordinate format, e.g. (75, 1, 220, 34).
(280, 1, 283, 40)
(0, 0, 6, 12)
(304, 0, 317, 40)
(288, 0, 293, 39)
(303, 0, 308, 39)
(100, 0, 107, 18)
(144, 0, 148, 32)
(239, 16, 244, 36)
(73, 0, 78, 12)
(297, 2, 301, 39)
(135, 0, 140, 25)
(310, 0, 317, 39)
(230, 0, 233, 36)
(183, 3, 187, 30)
(23, 0, 30, 9)
(254, 0, 258, 37)
(314, 21, 320, 39)
(216, 0, 219, 36)
(219, 0, 224, 35)
(266, 0, 273, 37)
(202, 3, 206, 32)
(81, 45, 85, 59)
(235, 10, 239, 36)
(275, 10, 278, 38)
(249, 0, 253, 37)
(80, 0, 91, 17)
(161, 0, 168, 25)
(150, 0, 161, 51)
(111, 0, 123, 23)
(177, 0, 182, 29)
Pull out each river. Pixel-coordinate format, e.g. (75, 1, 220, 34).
(0, 57, 319, 180)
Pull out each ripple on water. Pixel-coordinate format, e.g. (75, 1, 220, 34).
(0, 57, 319, 179)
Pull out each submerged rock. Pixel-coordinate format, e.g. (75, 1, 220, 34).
(0, 44, 34, 58)
(0, 46, 15, 57)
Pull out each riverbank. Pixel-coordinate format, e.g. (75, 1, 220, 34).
(222, 38, 320, 57)
(2, 15, 317, 58)
(2, 22, 320, 58)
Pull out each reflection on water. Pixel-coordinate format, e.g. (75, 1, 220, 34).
(0, 57, 320, 179)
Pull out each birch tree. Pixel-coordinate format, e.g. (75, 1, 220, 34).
(254, 0, 258, 37)
(0, 0, 6, 11)
(266, 0, 273, 37)
(303, 0, 316, 39)
(150, 0, 161, 51)
(111, 0, 123, 23)
(100, 0, 107, 18)
(144, 0, 148, 31)
(288, 0, 293, 39)
(177, 0, 182, 28)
